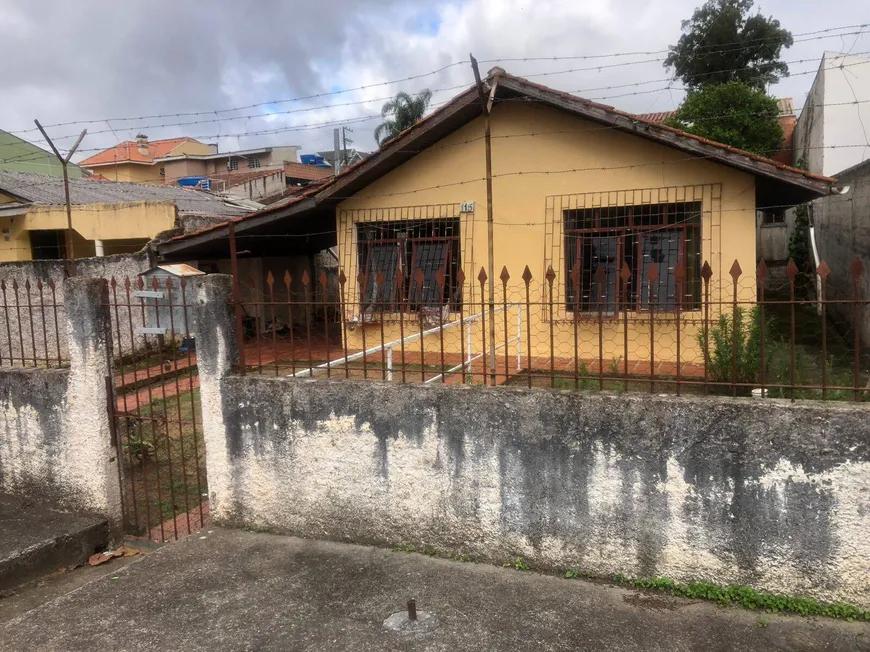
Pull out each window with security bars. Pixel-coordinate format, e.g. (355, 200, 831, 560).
(356, 219, 461, 312)
(564, 201, 702, 313)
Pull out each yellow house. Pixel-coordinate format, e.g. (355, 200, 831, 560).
(158, 69, 835, 377)
(0, 170, 250, 261)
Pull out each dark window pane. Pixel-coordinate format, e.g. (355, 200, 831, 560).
(363, 243, 399, 310)
(408, 241, 449, 306)
(640, 231, 681, 310)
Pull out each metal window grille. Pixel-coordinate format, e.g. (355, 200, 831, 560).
(356, 218, 462, 313)
(564, 201, 703, 313)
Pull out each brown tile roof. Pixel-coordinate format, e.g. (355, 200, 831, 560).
(162, 73, 832, 250)
(79, 137, 203, 167)
(284, 161, 333, 181)
(634, 109, 799, 166)
(634, 110, 676, 123)
(209, 168, 284, 187)
(771, 115, 797, 165)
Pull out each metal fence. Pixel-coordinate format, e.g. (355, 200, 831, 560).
(103, 275, 207, 542)
(233, 255, 869, 402)
(0, 278, 66, 368)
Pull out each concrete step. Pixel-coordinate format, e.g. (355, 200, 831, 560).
(0, 495, 109, 590)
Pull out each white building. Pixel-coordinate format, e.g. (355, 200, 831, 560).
(794, 52, 870, 177)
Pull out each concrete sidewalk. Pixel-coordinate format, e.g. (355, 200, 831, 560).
(2, 529, 867, 652)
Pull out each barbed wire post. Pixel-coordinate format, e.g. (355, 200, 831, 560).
(33, 120, 86, 278)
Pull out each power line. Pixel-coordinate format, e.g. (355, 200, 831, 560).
(5, 47, 865, 166)
(8, 23, 866, 140)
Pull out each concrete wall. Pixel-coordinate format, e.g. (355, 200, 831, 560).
(794, 52, 870, 178)
(0, 251, 152, 362)
(226, 170, 285, 201)
(0, 278, 121, 522)
(208, 377, 870, 609)
(810, 161, 870, 346)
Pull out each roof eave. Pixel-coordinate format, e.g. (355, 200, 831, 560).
(495, 75, 834, 199)
(81, 160, 154, 168)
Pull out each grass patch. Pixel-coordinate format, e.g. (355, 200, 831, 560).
(597, 574, 870, 622)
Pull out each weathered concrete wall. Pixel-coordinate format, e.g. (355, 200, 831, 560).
(0, 278, 121, 523)
(811, 162, 870, 347)
(208, 377, 870, 609)
(0, 251, 152, 363)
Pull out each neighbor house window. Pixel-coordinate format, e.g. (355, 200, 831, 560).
(761, 208, 785, 225)
(356, 219, 461, 312)
(159, 166, 166, 177)
(247, 156, 261, 169)
(227, 158, 239, 171)
(564, 201, 702, 313)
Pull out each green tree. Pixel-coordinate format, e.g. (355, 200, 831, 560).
(374, 89, 433, 146)
(664, 82, 783, 155)
(665, 0, 793, 90)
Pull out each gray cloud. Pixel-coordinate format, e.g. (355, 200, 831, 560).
(1, 0, 867, 159)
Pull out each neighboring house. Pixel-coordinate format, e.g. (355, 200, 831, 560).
(760, 52, 870, 275)
(0, 129, 85, 178)
(78, 136, 214, 183)
(79, 135, 299, 186)
(156, 145, 299, 185)
(794, 52, 870, 178)
(809, 158, 870, 347)
(0, 170, 252, 262)
(208, 168, 287, 201)
(159, 69, 833, 369)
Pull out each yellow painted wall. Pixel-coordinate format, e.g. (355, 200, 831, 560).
(25, 201, 176, 240)
(94, 163, 163, 184)
(336, 101, 758, 370)
(0, 214, 34, 262)
(165, 140, 212, 157)
(0, 201, 176, 261)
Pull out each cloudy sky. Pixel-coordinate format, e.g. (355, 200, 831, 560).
(1, 0, 867, 163)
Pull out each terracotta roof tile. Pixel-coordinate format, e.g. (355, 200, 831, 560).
(284, 161, 333, 181)
(79, 137, 202, 167)
(210, 168, 284, 187)
(165, 72, 833, 247)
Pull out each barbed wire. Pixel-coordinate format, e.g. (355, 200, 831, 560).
(11, 23, 865, 137)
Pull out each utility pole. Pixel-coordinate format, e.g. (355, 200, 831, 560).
(469, 54, 497, 385)
(333, 128, 341, 177)
(341, 126, 354, 167)
(34, 121, 87, 277)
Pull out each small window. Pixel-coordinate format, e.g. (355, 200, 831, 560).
(159, 166, 165, 176)
(761, 209, 785, 225)
(227, 158, 239, 171)
(247, 156, 261, 169)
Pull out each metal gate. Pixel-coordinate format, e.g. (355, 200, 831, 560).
(103, 273, 208, 542)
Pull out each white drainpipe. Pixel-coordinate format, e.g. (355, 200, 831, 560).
(94, 240, 105, 257)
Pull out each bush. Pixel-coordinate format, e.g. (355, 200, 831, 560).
(698, 307, 768, 392)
